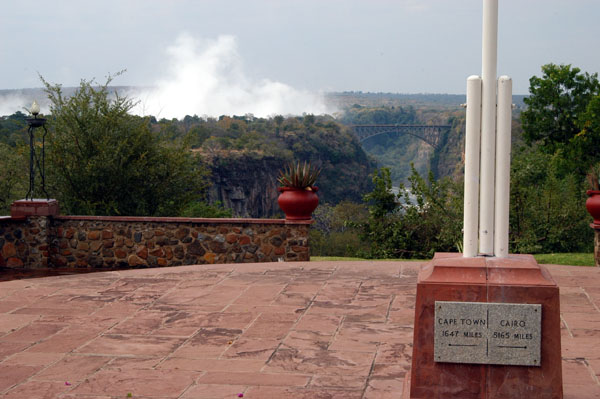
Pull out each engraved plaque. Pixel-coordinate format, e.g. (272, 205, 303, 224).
(434, 301, 542, 366)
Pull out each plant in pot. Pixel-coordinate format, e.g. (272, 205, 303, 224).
(586, 163, 600, 226)
(277, 161, 321, 220)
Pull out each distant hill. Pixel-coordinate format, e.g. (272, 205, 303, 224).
(0, 87, 528, 118)
(0, 87, 526, 190)
(326, 91, 528, 111)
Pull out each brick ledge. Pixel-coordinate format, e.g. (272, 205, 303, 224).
(52, 215, 313, 225)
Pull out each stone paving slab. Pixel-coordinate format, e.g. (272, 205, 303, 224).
(0, 261, 598, 398)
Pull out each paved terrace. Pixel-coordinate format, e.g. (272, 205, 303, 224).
(0, 261, 599, 399)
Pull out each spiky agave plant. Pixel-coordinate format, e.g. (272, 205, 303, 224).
(277, 161, 321, 191)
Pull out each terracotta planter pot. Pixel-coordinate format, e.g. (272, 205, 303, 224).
(277, 186, 319, 220)
(586, 190, 600, 226)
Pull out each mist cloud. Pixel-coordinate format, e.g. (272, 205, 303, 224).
(0, 93, 44, 117)
(131, 34, 331, 119)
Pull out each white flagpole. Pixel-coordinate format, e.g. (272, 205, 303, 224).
(463, 76, 482, 257)
(479, 0, 498, 255)
(494, 76, 512, 257)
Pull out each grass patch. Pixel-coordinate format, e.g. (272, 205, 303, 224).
(311, 256, 426, 262)
(313, 254, 596, 266)
(533, 253, 595, 267)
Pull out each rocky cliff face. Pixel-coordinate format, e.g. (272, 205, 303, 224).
(429, 115, 465, 180)
(205, 154, 285, 218)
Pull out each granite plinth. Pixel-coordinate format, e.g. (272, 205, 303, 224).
(405, 253, 563, 399)
(10, 199, 59, 219)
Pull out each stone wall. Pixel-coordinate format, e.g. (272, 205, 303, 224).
(0, 215, 311, 270)
(0, 216, 50, 268)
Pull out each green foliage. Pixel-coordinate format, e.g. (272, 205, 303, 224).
(339, 105, 417, 125)
(0, 143, 27, 213)
(277, 161, 321, 189)
(512, 63, 600, 253)
(522, 63, 600, 174)
(310, 229, 366, 258)
(573, 93, 600, 174)
(309, 201, 369, 257)
(179, 201, 233, 218)
(171, 113, 374, 207)
(360, 166, 462, 259)
(586, 162, 600, 191)
(363, 168, 397, 219)
(509, 147, 592, 253)
(0, 111, 28, 146)
(41, 74, 210, 216)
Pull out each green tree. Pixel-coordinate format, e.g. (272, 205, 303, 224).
(0, 111, 28, 146)
(515, 63, 600, 252)
(521, 63, 600, 173)
(360, 166, 462, 259)
(309, 201, 369, 257)
(42, 74, 209, 216)
(363, 168, 397, 219)
(179, 201, 233, 218)
(509, 147, 592, 253)
(571, 94, 600, 169)
(0, 143, 27, 213)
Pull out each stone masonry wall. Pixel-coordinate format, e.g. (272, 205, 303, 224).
(0, 216, 51, 268)
(0, 216, 311, 270)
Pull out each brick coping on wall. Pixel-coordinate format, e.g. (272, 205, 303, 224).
(52, 215, 313, 225)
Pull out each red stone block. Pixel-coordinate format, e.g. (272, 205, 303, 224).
(150, 248, 165, 257)
(52, 256, 67, 267)
(10, 199, 59, 218)
(226, 234, 238, 243)
(405, 253, 563, 399)
(137, 247, 148, 259)
(157, 258, 168, 266)
(6, 257, 23, 268)
(2, 242, 17, 258)
(115, 249, 127, 259)
(88, 231, 101, 240)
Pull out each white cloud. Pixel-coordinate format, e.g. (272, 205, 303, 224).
(131, 34, 331, 118)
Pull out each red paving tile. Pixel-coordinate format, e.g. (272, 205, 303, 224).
(0, 260, 598, 398)
(68, 368, 197, 397)
(180, 383, 248, 399)
(33, 354, 111, 382)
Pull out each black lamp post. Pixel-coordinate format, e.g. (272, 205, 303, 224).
(25, 100, 49, 200)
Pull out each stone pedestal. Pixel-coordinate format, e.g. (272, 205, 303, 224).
(403, 253, 563, 399)
(10, 199, 59, 219)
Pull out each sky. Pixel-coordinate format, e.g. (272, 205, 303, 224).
(1, 0, 599, 117)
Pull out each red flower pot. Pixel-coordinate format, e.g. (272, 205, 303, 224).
(277, 186, 319, 220)
(586, 190, 600, 226)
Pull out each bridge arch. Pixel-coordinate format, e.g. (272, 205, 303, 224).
(350, 124, 452, 150)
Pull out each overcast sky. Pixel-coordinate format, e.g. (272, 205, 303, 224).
(1, 0, 599, 116)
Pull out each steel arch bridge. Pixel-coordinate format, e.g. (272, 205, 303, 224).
(350, 124, 452, 150)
